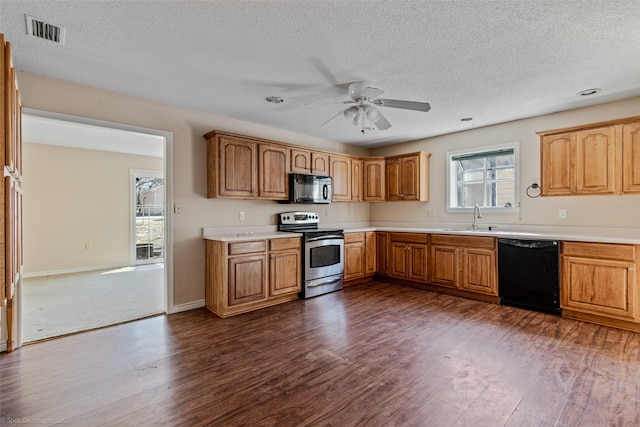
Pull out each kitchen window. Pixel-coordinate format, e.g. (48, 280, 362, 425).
(446, 143, 519, 212)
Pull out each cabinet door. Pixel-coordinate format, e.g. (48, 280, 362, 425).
(460, 248, 497, 295)
(541, 132, 576, 196)
(218, 137, 258, 197)
(376, 232, 388, 274)
(385, 158, 402, 200)
(622, 121, 640, 193)
(365, 232, 376, 275)
(351, 159, 363, 202)
(290, 148, 311, 173)
(258, 143, 289, 199)
(407, 244, 428, 282)
(344, 241, 365, 280)
(430, 245, 458, 287)
(400, 155, 420, 200)
(330, 155, 352, 201)
(269, 250, 301, 296)
(311, 152, 329, 175)
(363, 158, 385, 201)
(562, 255, 635, 320)
(228, 254, 267, 306)
(575, 126, 616, 194)
(389, 242, 408, 278)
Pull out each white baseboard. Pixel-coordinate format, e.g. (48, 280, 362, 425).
(24, 264, 132, 278)
(170, 299, 205, 314)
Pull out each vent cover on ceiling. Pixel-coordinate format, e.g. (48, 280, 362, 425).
(25, 15, 66, 44)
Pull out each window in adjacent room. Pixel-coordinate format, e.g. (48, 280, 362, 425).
(446, 143, 519, 212)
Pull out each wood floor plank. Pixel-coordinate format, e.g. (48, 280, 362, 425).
(2, 281, 640, 426)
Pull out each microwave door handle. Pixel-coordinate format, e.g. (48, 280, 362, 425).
(323, 184, 328, 200)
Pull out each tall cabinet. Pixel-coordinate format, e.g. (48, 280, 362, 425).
(1, 34, 23, 352)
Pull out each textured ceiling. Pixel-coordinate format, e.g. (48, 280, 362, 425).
(1, 0, 640, 147)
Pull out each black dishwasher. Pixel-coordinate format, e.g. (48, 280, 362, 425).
(498, 238, 560, 315)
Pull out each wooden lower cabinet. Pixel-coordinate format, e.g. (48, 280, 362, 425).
(429, 235, 498, 297)
(561, 241, 638, 327)
(365, 232, 376, 275)
(344, 232, 365, 281)
(388, 233, 428, 282)
(206, 237, 301, 317)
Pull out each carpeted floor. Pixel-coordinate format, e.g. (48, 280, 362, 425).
(22, 263, 164, 342)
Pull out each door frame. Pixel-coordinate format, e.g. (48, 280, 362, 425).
(18, 108, 174, 349)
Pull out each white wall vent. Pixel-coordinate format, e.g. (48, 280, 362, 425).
(25, 15, 66, 45)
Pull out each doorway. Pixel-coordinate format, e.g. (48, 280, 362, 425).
(132, 170, 165, 265)
(18, 110, 173, 344)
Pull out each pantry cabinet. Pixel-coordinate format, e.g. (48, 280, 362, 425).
(205, 237, 301, 317)
(1, 34, 23, 352)
(385, 152, 430, 201)
(561, 241, 638, 323)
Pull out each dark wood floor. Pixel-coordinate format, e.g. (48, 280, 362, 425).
(1, 281, 639, 426)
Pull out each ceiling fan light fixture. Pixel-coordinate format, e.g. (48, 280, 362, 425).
(343, 106, 360, 125)
(364, 105, 379, 121)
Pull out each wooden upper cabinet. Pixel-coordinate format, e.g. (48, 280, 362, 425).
(330, 155, 352, 201)
(351, 159, 363, 202)
(363, 158, 385, 202)
(541, 132, 576, 196)
(622, 120, 640, 193)
(290, 148, 311, 173)
(575, 126, 616, 194)
(311, 152, 330, 175)
(385, 152, 430, 201)
(538, 116, 640, 196)
(205, 133, 258, 198)
(258, 143, 289, 200)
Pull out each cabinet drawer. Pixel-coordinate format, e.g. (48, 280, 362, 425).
(345, 232, 365, 244)
(430, 234, 496, 249)
(269, 237, 301, 251)
(389, 232, 428, 244)
(228, 240, 267, 255)
(562, 241, 635, 262)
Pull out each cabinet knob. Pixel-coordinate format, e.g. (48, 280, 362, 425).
(629, 267, 635, 272)
(570, 186, 576, 191)
(578, 186, 583, 190)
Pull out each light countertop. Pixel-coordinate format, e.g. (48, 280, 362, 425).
(202, 224, 640, 244)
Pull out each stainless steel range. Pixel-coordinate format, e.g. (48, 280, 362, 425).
(277, 212, 344, 299)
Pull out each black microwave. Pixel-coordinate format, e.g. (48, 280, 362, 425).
(284, 173, 332, 204)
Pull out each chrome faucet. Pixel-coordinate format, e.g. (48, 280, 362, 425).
(472, 204, 482, 230)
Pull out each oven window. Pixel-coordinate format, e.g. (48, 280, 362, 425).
(310, 244, 341, 268)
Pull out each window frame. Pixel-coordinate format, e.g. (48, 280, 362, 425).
(446, 142, 520, 213)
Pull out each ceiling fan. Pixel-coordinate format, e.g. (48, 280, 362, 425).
(321, 81, 431, 134)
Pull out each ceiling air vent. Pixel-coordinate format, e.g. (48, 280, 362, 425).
(25, 15, 66, 44)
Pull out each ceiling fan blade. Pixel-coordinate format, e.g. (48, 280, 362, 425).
(374, 109, 392, 130)
(320, 109, 347, 128)
(373, 98, 431, 112)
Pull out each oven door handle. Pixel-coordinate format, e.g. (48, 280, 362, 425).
(306, 235, 344, 242)
(307, 276, 343, 288)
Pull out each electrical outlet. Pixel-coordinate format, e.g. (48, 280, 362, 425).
(239, 211, 245, 221)
(558, 208, 567, 219)
(85, 243, 91, 250)
(174, 203, 182, 214)
(426, 209, 435, 218)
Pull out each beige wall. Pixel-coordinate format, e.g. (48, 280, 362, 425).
(370, 97, 640, 229)
(23, 142, 163, 274)
(17, 72, 369, 307)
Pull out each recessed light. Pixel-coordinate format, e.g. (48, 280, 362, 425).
(461, 117, 473, 121)
(577, 88, 601, 96)
(265, 96, 284, 104)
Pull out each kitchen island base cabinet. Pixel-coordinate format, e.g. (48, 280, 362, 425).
(206, 237, 301, 318)
(561, 241, 639, 331)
